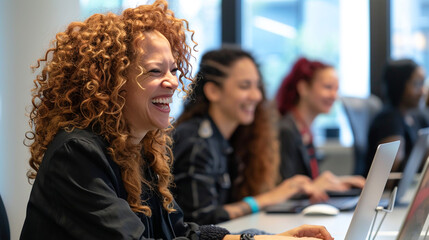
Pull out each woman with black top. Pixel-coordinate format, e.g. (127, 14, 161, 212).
(20, 1, 333, 240)
(275, 57, 365, 193)
(366, 59, 426, 176)
(172, 48, 328, 226)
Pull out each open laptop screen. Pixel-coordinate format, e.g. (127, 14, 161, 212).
(397, 157, 429, 240)
(345, 140, 400, 240)
(396, 127, 429, 204)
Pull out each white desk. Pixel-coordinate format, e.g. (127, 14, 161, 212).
(218, 206, 409, 239)
(218, 188, 424, 239)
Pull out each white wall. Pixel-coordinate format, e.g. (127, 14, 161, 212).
(0, 1, 80, 239)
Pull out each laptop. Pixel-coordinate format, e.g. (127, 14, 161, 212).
(344, 140, 399, 240)
(395, 127, 429, 205)
(396, 156, 429, 240)
(265, 141, 400, 214)
(281, 127, 429, 211)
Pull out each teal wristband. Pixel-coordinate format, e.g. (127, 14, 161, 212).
(243, 196, 259, 213)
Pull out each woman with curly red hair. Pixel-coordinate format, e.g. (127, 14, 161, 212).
(172, 48, 328, 226)
(276, 57, 365, 193)
(20, 1, 334, 240)
(20, 1, 202, 239)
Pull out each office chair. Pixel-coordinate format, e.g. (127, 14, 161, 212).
(0, 194, 10, 240)
(341, 94, 382, 176)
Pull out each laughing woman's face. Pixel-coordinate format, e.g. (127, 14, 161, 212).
(212, 57, 263, 126)
(122, 30, 178, 143)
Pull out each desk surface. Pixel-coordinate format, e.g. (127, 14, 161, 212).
(218, 188, 425, 239)
(218, 206, 407, 239)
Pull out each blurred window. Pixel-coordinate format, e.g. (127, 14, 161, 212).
(242, 0, 370, 146)
(391, 0, 429, 83)
(80, 0, 122, 17)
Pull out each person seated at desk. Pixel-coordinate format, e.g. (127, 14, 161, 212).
(19, 2, 334, 240)
(172, 48, 327, 225)
(366, 59, 426, 176)
(275, 57, 365, 192)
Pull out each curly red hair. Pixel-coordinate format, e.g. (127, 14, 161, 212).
(25, 0, 195, 216)
(275, 57, 331, 115)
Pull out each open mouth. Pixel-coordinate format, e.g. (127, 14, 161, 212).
(242, 104, 257, 113)
(152, 97, 173, 111)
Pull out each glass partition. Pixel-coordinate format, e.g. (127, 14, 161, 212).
(391, 0, 429, 91)
(242, 0, 369, 146)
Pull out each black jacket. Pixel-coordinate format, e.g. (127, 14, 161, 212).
(20, 128, 200, 240)
(278, 113, 313, 180)
(366, 106, 421, 176)
(172, 115, 233, 225)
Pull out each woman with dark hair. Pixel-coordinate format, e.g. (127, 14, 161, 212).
(366, 59, 426, 176)
(19, 1, 334, 239)
(275, 57, 365, 192)
(172, 48, 328, 226)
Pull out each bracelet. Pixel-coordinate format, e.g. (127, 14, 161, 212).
(199, 225, 230, 240)
(240, 233, 256, 240)
(243, 196, 259, 213)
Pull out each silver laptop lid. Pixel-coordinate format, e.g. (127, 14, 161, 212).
(396, 157, 429, 240)
(396, 127, 429, 203)
(345, 140, 400, 240)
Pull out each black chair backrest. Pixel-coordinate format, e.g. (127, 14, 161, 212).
(341, 95, 382, 175)
(0, 195, 10, 240)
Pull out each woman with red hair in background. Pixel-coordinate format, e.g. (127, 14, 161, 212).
(275, 57, 365, 193)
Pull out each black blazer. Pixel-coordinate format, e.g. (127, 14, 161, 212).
(20, 128, 199, 240)
(172, 115, 232, 225)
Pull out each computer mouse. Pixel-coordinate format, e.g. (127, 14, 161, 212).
(302, 204, 340, 216)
